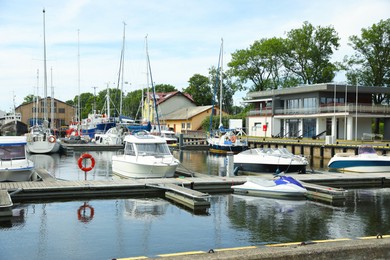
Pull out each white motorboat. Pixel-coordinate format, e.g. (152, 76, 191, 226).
(112, 131, 179, 178)
(231, 175, 307, 199)
(327, 145, 390, 173)
(25, 124, 60, 154)
(234, 148, 308, 174)
(0, 136, 35, 182)
(94, 125, 129, 145)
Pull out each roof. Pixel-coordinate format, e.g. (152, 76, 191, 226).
(147, 91, 195, 105)
(246, 83, 390, 99)
(15, 96, 73, 110)
(163, 105, 214, 120)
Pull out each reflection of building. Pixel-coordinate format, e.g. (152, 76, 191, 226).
(245, 83, 390, 140)
(15, 97, 75, 129)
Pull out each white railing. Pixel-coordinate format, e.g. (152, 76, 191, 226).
(262, 104, 390, 115)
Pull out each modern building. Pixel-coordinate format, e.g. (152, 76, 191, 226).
(15, 97, 75, 130)
(245, 83, 390, 141)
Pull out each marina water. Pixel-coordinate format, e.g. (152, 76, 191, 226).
(1, 150, 390, 259)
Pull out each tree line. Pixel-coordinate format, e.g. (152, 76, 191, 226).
(23, 19, 390, 129)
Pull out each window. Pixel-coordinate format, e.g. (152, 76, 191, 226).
(58, 108, 65, 113)
(181, 123, 185, 129)
(186, 122, 191, 129)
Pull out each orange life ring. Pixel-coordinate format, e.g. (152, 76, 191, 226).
(77, 203, 94, 223)
(48, 135, 56, 143)
(230, 135, 237, 143)
(78, 153, 95, 172)
(87, 118, 91, 123)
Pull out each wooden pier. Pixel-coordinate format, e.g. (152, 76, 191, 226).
(1, 167, 390, 211)
(0, 189, 13, 217)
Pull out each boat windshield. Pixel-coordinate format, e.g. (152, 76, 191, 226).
(358, 145, 376, 155)
(0, 145, 26, 160)
(135, 143, 171, 156)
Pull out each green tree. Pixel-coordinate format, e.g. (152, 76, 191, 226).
(122, 89, 143, 120)
(183, 74, 212, 106)
(23, 94, 38, 105)
(228, 37, 286, 91)
(343, 19, 390, 133)
(154, 84, 176, 92)
(283, 21, 340, 84)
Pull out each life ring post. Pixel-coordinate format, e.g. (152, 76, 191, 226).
(78, 153, 96, 180)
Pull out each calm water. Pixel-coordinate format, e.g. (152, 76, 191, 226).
(1, 150, 389, 259)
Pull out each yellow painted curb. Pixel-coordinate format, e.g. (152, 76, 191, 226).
(158, 251, 205, 257)
(116, 257, 148, 260)
(214, 246, 257, 252)
(312, 238, 351, 243)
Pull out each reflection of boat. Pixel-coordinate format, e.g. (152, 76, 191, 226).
(0, 136, 35, 182)
(124, 198, 169, 220)
(231, 175, 307, 199)
(234, 148, 308, 174)
(327, 145, 390, 173)
(112, 131, 179, 178)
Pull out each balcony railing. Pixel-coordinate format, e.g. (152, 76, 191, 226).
(248, 103, 390, 116)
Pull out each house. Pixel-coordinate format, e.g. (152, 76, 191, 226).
(245, 83, 390, 141)
(142, 91, 196, 122)
(163, 105, 227, 133)
(15, 97, 75, 130)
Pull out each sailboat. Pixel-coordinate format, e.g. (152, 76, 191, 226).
(26, 9, 60, 154)
(207, 39, 248, 154)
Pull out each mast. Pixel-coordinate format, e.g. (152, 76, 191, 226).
(50, 67, 54, 129)
(42, 9, 48, 122)
(77, 29, 81, 129)
(145, 37, 160, 133)
(145, 35, 150, 122)
(35, 69, 39, 125)
(219, 38, 223, 129)
(119, 22, 126, 116)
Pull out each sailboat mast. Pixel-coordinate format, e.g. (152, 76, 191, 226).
(50, 67, 54, 129)
(119, 22, 126, 116)
(42, 9, 48, 122)
(35, 69, 39, 125)
(219, 38, 223, 128)
(77, 29, 81, 129)
(145, 35, 150, 122)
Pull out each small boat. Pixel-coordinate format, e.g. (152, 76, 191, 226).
(234, 148, 308, 174)
(231, 175, 307, 199)
(112, 131, 179, 178)
(327, 145, 390, 173)
(208, 128, 249, 154)
(25, 124, 61, 154)
(0, 136, 35, 182)
(94, 124, 130, 145)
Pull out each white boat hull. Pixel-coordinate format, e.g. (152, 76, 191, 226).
(112, 154, 179, 178)
(27, 141, 60, 154)
(0, 160, 35, 182)
(232, 177, 307, 199)
(328, 151, 390, 173)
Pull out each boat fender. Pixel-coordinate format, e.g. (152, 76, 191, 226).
(77, 203, 95, 223)
(78, 153, 96, 172)
(48, 135, 56, 143)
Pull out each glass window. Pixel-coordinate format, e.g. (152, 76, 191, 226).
(0, 145, 26, 160)
(136, 143, 171, 156)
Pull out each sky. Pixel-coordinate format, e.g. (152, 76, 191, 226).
(0, 0, 389, 112)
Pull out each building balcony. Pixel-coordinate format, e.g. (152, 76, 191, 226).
(248, 103, 390, 116)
